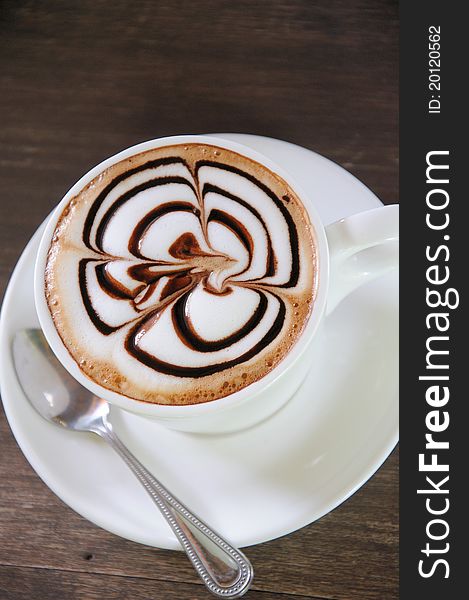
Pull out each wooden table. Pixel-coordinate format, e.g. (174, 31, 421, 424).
(0, 1, 398, 598)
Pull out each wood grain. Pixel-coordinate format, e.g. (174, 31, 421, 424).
(0, 566, 326, 600)
(0, 0, 398, 598)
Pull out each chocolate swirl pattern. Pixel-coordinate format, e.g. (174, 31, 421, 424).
(45, 144, 316, 404)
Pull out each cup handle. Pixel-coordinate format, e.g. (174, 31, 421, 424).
(325, 204, 399, 315)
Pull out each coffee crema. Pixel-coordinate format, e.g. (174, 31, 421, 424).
(45, 143, 317, 405)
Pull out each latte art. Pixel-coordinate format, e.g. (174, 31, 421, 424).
(45, 144, 317, 404)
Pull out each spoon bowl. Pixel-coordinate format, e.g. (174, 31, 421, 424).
(13, 329, 110, 432)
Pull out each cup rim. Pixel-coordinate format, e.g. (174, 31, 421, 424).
(34, 134, 330, 418)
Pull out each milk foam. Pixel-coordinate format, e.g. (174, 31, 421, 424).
(45, 144, 317, 405)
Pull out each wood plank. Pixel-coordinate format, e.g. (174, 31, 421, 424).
(0, 565, 327, 600)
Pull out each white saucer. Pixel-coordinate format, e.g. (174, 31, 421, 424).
(0, 134, 398, 550)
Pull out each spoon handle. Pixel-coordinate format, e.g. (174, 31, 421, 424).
(96, 422, 253, 598)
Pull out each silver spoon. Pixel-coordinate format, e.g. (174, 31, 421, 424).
(13, 329, 253, 598)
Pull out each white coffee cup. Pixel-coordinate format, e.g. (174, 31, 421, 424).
(34, 135, 398, 433)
